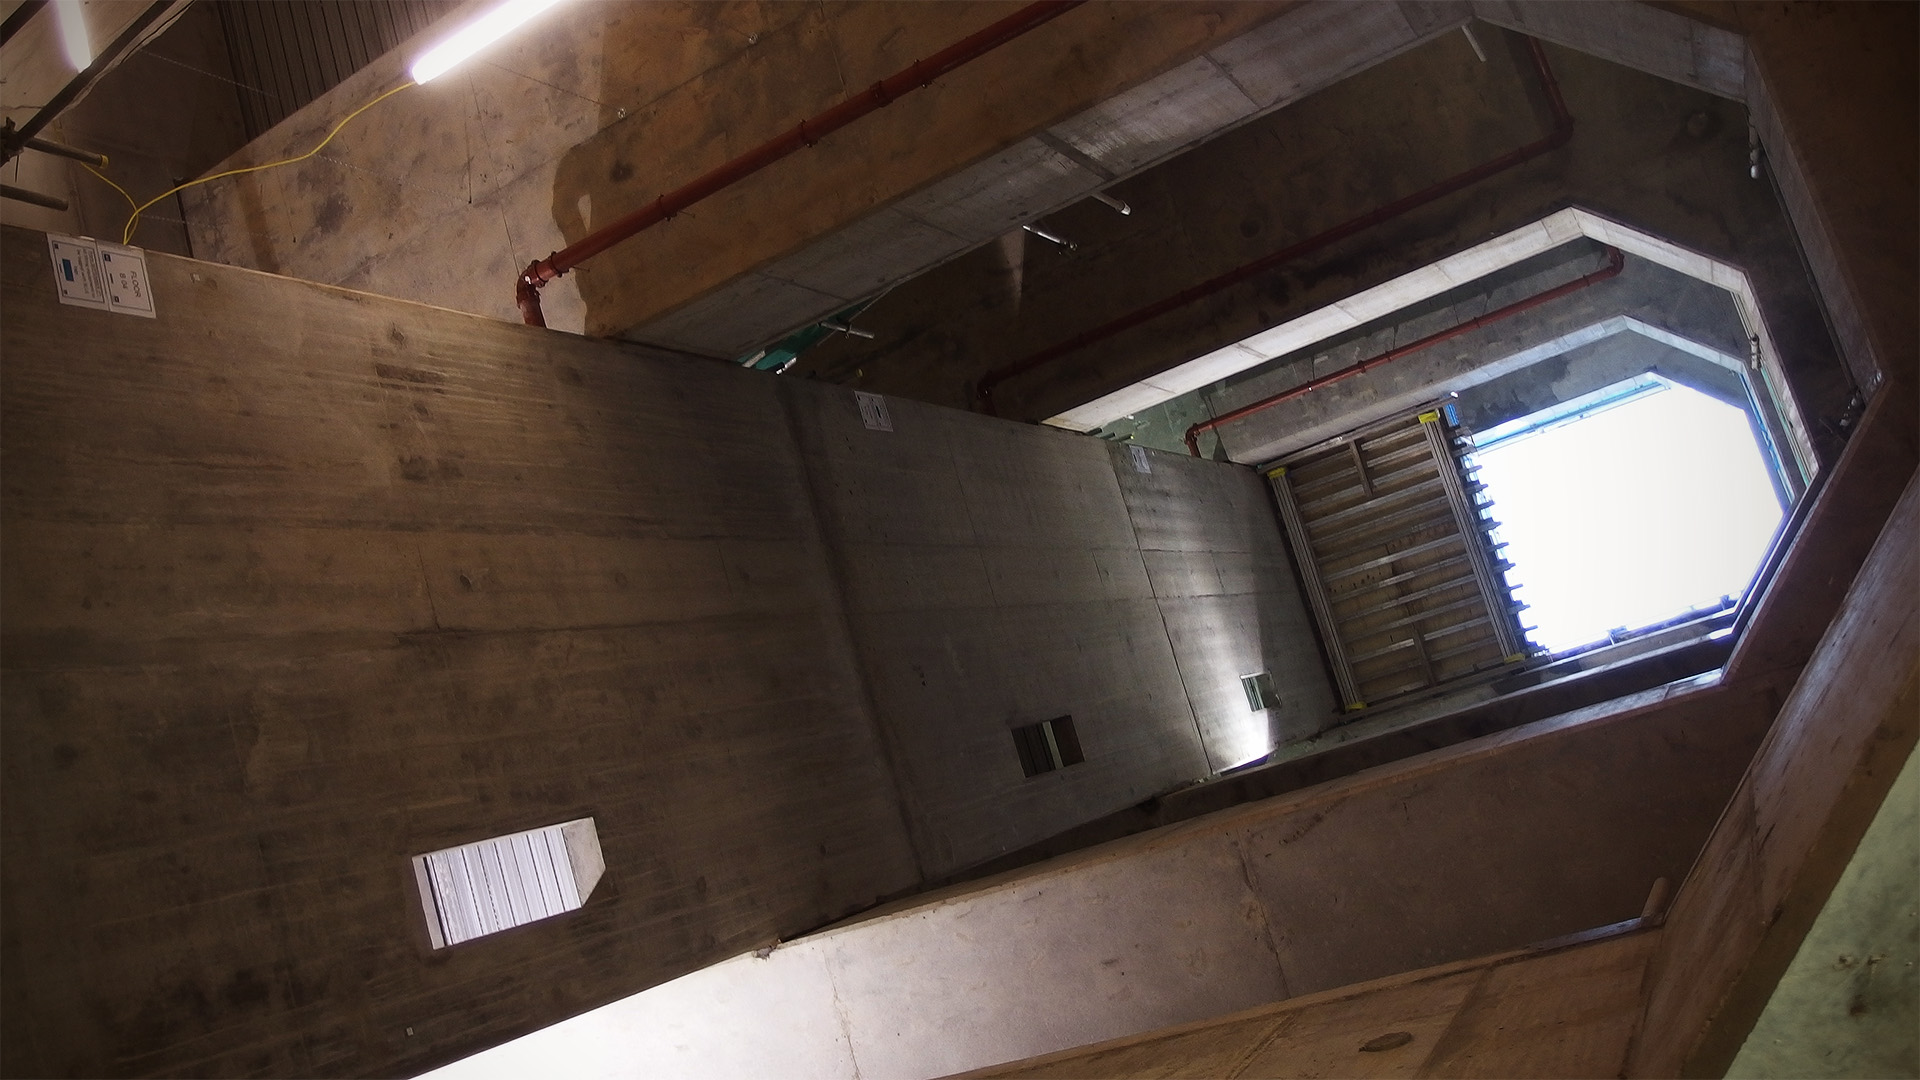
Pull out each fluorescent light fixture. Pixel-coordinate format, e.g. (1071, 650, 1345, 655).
(409, 0, 563, 85)
(54, 0, 91, 71)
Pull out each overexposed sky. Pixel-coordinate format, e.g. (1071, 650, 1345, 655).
(1469, 384, 1784, 653)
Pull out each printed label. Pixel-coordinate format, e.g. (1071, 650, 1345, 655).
(47, 234, 108, 310)
(98, 243, 156, 318)
(46, 233, 157, 318)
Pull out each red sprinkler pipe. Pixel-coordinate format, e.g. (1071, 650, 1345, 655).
(1182, 244, 1625, 456)
(977, 35, 1574, 413)
(516, 0, 1083, 327)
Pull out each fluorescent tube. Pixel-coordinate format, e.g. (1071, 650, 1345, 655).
(54, 0, 91, 71)
(409, 0, 562, 85)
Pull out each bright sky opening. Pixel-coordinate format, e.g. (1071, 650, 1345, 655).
(1467, 381, 1785, 654)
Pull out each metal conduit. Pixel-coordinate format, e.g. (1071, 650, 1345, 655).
(976, 34, 1574, 414)
(1183, 245, 1626, 457)
(516, 0, 1083, 328)
(0, 0, 174, 166)
(0, 0, 47, 47)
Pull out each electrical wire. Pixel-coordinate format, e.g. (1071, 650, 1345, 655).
(114, 79, 415, 244)
(81, 159, 137, 211)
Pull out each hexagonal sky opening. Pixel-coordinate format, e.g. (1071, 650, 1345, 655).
(1463, 374, 1785, 654)
(1065, 208, 1826, 713)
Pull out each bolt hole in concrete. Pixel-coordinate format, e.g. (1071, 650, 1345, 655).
(1360, 1031, 1415, 1052)
(1464, 375, 1784, 654)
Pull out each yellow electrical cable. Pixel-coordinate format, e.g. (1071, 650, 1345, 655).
(81, 158, 138, 211)
(116, 79, 416, 244)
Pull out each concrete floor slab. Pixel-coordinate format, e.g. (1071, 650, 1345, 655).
(824, 834, 1288, 1080)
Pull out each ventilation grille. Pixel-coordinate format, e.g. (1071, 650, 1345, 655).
(1013, 716, 1085, 778)
(411, 818, 602, 948)
(1241, 672, 1279, 711)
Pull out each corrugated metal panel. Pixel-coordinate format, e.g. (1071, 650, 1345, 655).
(215, 0, 456, 140)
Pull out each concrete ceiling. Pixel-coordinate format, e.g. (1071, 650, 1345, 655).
(622, 1, 1749, 364)
(622, 0, 1475, 358)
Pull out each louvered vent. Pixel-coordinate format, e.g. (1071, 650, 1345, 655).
(411, 818, 604, 948)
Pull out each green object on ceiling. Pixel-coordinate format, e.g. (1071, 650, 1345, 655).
(736, 297, 879, 372)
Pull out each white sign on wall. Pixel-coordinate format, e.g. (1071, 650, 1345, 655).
(99, 244, 156, 316)
(45, 233, 156, 318)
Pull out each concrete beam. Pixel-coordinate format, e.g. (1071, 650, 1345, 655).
(421, 670, 1777, 1079)
(622, 0, 1477, 356)
(1628, 469, 1918, 1076)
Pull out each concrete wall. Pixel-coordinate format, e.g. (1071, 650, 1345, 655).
(0, 225, 918, 1077)
(924, 457, 1915, 1080)
(0, 224, 1324, 1076)
(781, 390, 1334, 877)
(1177, 246, 1772, 464)
(1631, 473, 1919, 1076)
(965, 927, 1663, 1079)
(177, 1, 1305, 340)
(1620, 4, 1920, 1070)
(5, 4, 1905, 1076)
(420, 662, 1779, 1080)
(1452, 328, 1748, 431)
(1106, 440, 1334, 764)
(0, 3, 249, 254)
(448, 458, 1910, 1080)
(1728, 740, 1918, 1079)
